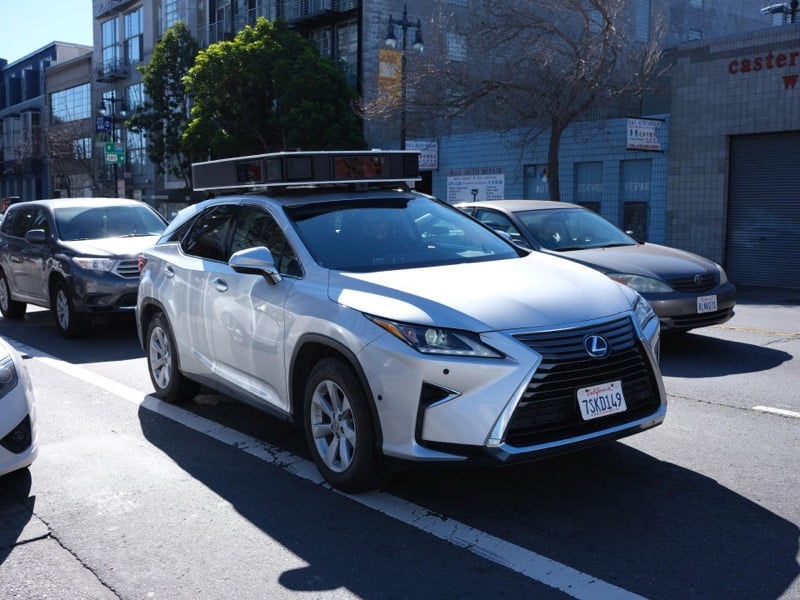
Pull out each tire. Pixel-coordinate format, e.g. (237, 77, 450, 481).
(304, 357, 378, 492)
(0, 271, 26, 319)
(51, 279, 88, 338)
(146, 312, 199, 403)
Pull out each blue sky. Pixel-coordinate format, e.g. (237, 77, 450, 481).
(0, 0, 94, 64)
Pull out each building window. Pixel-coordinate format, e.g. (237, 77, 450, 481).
(635, 0, 650, 42)
(127, 129, 147, 176)
(447, 32, 467, 62)
(102, 17, 121, 73)
(337, 22, 358, 87)
(73, 137, 93, 160)
(311, 28, 332, 58)
(126, 82, 145, 112)
(163, 0, 180, 32)
(124, 7, 144, 66)
(688, 29, 702, 41)
(523, 165, 550, 199)
(50, 83, 91, 123)
(588, 9, 603, 32)
(689, 0, 703, 7)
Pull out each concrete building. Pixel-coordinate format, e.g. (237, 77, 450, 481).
(666, 23, 800, 288)
(0, 43, 92, 203)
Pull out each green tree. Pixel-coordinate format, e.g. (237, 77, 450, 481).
(183, 18, 364, 159)
(127, 22, 200, 190)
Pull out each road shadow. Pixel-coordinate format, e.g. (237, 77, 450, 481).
(139, 404, 799, 600)
(660, 330, 792, 377)
(0, 309, 143, 364)
(0, 468, 36, 567)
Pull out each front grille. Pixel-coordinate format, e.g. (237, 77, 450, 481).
(508, 317, 660, 447)
(668, 272, 717, 292)
(114, 258, 140, 278)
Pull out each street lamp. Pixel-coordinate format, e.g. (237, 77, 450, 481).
(97, 92, 127, 196)
(385, 4, 423, 150)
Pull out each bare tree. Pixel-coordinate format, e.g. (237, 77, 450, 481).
(368, 0, 666, 201)
(45, 122, 99, 197)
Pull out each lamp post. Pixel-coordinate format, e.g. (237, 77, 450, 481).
(98, 92, 127, 196)
(385, 4, 423, 150)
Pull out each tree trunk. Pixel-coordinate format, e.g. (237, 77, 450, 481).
(547, 121, 563, 202)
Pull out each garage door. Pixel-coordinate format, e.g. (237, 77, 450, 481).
(726, 132, 800, 289)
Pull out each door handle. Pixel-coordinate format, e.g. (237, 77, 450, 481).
(212, 278, 228, 292)
(164, 265, 175, 278)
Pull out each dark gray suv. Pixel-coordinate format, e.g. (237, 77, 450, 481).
(0, 198, 166, 337)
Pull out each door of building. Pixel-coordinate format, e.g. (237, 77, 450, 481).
(726, 132, 800, 289)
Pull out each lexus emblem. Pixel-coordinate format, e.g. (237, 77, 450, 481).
(694, 274, 705, 284)
(584, 335, 610, 359)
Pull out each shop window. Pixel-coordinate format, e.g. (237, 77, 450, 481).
(623, 201, 648, 241)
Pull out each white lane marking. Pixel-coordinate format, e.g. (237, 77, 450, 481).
(13, 340, 646, 600)
(752, 406, 800, 419)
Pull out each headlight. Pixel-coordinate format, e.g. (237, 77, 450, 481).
(0, 355, 19, 399)
(365, 315, 503, 358)
(716, 263, 729, 285)
(608, 273, 672, 293)
(72, 257, 116, 272)
(633, 294, 657, 330)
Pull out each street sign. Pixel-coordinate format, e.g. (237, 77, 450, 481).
(105, 142, 125, 164)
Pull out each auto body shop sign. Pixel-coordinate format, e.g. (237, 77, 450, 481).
(626, 118, 663, 151)
(447, 167, 504, 204)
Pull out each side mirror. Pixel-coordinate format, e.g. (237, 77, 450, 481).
(25, 229, 47, 244)
(229, 246, 282, 284)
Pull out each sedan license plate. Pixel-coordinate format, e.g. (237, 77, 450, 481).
(697, 294, 718, 313)
(577, 381, 627, 421)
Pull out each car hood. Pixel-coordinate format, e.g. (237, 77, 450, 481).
(328, 252, 634, 332)
(554, 242, 717, 278)
(60, 236, 161, 257)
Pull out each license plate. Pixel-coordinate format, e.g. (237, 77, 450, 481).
(697, 294, 717, 313)
(577, 380, 627, 421)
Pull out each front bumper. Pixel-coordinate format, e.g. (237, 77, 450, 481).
(69, 269, 140, 314)
(0, 345, 37, 477)
(358, 312, 665, 465)
(646, 282, 736, 331)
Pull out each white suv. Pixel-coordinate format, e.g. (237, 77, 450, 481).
(136, 150, 666, 491)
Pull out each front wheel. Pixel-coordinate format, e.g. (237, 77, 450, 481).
(146, 312, 198, 403)
(51, 279, 88, 338)
(0, 271, 26, 319)
(304, 357, 379, 492)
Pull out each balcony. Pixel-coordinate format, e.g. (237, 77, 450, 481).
(281, 0, 357, 24)
(95, 59, 129, 83)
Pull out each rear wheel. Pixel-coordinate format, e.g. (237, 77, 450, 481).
(0, 271, 26, 319)
(51, 279, 88, 338)
(146, 312, 198, 403)
(304, 357, 378, 492)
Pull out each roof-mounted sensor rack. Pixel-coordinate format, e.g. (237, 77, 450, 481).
(192, 150, 421, 192)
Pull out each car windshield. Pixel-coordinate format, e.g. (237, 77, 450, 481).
(517, 208, 637, 251)
(54, 205, 166, 241)
(288, 195, 520, 272)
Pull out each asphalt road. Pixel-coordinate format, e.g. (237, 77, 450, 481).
(0, 286, 798, 600)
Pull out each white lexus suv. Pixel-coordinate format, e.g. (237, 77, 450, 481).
(136, 150, 666, 491)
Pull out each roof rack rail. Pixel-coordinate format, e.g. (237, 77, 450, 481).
(192, 150, 421, 192)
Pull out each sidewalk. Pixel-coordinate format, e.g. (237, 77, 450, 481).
(734, 285, 800, 306)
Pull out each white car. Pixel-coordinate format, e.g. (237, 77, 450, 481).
(0, 337, 37, 477)
(137, 150, 666, 491)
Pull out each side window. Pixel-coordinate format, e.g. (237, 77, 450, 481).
(181, 204, 236, 261)
(475, 209, 522, 237)
(231, 206, 302, 277)
(0, 210, 18, 235)
(5, 206, 49, 238)
(29, 208, 51, 236)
